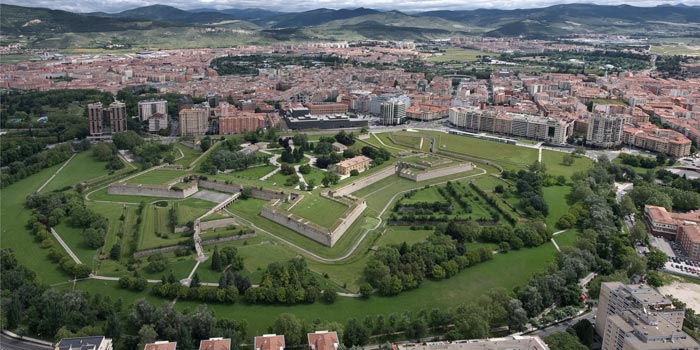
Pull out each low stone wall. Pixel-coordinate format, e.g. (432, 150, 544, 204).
(198, 179, 292, 201)
(329, 200, 367, 246)
(260, 206, 333, 246)
(201, 233, 256, 246)
(133, 233, 256, 258)
(331, 165, 396, 196)
(436, 149, 504, 172)
(200, 218, 237, 231)
(108, 183, 197, 198)
(398, 163, 474, 182)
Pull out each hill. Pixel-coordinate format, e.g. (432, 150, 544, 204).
(0, 4, 172, 35)
(90, 5, 248, 25)
(270, 8, 381, 28)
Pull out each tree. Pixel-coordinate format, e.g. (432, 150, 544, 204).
(646, 249, 668, 270)
(109, 243, 121, 260)
(136, 325, 158, 350)
(562, 153, 575, 166)
(544, 331, 587, 350)
(630, 221, 648, 244)
(211, 247, 221, 271)
(201, 136, 212, 152)
(322, 288, 337, 303)
(112, 131, 144, 151)
(92, 142, 114, 161)
(343, 318, 369, 346)
(359, 283, 372, 298)
(507, 299, 529, 332)
(571, 319, 594, 347)
(190, 273, 201, 288)
(322, 172, 340, 187)
(270, 314, 303, 345)
(82, 228, 105, 249)
(350, 169, 359, 176)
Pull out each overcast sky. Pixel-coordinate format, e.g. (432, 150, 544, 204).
(4, 0, 700, 13)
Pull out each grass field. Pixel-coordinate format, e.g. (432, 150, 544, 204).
(542, 151, 593, 179)
(127, 169, 187, 185)
(139, 203, 190, 250)
(553, 229, 578, 249)
(377, 227, 434, 246)
(0, 163, 70, 285)
(175, 239, 558, 335)
(427, 132, 538, 168)
(611, 157, 663, 175)
(543, 185, 571, 228)
(425, 48, 493, 63)
(174, 143, 203, 167)
(228, 165, 277, 180)
(43, 151, 113, 192)
(288, 194, 348, 228)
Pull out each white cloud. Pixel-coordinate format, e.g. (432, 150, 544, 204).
(4, 0, 700, 13)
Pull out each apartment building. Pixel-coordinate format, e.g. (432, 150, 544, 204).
(644, 205, 679, 240)
(199, 338, 231, 350)
(219, 112, 266, 134)
(448, 107, 570, 144)
(138, 99, 168, 121)
(255, 334, 285, 350)
(306, 102, 348, 115)
(394, 337, 549, 350)
(677, 225, 700, 260)
(148, 113, 169, 133)
(623, 123, 692, 157)
(88, 101, 127, 136)
(307, 331, 339, 350)
(596, 283, 698, 350)
(144, 341, 177, 350)
(55, 336, 112, 350)
(586, 114, 624, 148)
(179, 108, 209, 136)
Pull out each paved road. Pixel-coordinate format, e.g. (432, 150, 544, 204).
(0, 333, 50, 350)
(530, 308, 597, 339)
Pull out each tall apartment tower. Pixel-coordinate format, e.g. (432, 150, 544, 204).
(380, 99, 406, 126)
(179, 108, 209, 136)
(88, 101, 127, 136)
(596, 282, 699, 350)
(586, 114, 624, 148)
(138, 99, 168, 121)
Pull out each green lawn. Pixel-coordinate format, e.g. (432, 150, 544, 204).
(139, 204, 190, 250)
(288, 194, 348, 228)
(227, 165, 277, 180)
(543, 185, 571, 228)
(139, 253, 199, 281)
(43, 151, 113, 192)
(611, 158, 664, 176)
(401, 186, 443, 203)
(300, 167, 327, 187)
(174, 143, 203, 167)
(542, 151, 593, 180)
(424, 131, 537, 168)
(425, 48, 493, 63)
(0, 163, 71, 285)
(553, 229, 579, 249)
(127, 169, 187, 185)
(377, 227, 433, 246)
(175, 240, 558, 335)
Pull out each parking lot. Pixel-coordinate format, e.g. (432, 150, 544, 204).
(664, 256, 700, 278)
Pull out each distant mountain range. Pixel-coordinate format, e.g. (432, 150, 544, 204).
(2, 3, 700, 43)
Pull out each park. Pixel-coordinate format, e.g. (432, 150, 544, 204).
(1, 127, 593, 335)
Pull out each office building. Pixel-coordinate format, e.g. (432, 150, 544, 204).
(380, 99, 406, 125)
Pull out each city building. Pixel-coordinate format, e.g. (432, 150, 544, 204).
(623, 126, 692, 157)
(306, 102, 348, 115)
(394, 337, 549, 350)
(55, 336, 113, 350)
(179, 108, 209, 136)
(88, 101, 127, 137)
(199, 338, 231, 350)
(448, 107, 570, 144)
(307, 331, 339, 350)
(369, 94, 410, 115)
(644, 205, 679, 240)
(596, 282, 699, 350)
(380, 98, 406, 125)
(586, 114, 624, 148)
(677, 225, 700, 260)
(335, 156, 372, 175)
(148, 113, 169, 133)
(144, 341, 177, 350)
(219, 112, 266, 134)
(255, 334, 285, 350)
(138, 99, 168, 121)
(406, 104, 450, 121)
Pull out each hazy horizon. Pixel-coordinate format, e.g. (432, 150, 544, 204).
(3, 0, 699, 14)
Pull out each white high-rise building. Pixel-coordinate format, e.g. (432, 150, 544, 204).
(586, 114, 624, 148)
(380, 99, 406, 126)
(138, 99, 168, 121)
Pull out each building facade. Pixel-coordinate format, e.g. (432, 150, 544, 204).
(179, 108, 209, 136)
(380, 99, 406, 126)
(448, 107, 570, 144)
(335, 156, 372, 175)
(677, 225, 700, 260)
(88, 101, 127, 136)
(219, 113, 266, 135)
(644, 205, 679, 240)
(138, 99, 168, 121)
(148, 113, 169, 133)
(586, 114, 624, 148)
(596, 282, 699, 350)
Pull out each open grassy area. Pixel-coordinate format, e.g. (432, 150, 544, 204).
(426, 131, 537, 168)
(425, 48, 493, 63)
(127, 169, 187, 185)
(227, 165, 277, 180)
(542, 151, 593, 179)
(139, 203, 191, 250)
(543, 185, 571, 228)
(288, 194, 349, 228)
(611, 157, 664, 175)
(0, 163, 71, 285)
(377, 227, 434, 246)
(43, 151, 114, 192)
(175, 239, 558, 335)
(174, 143, 203, 167)
(553, 229, 578, 249)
